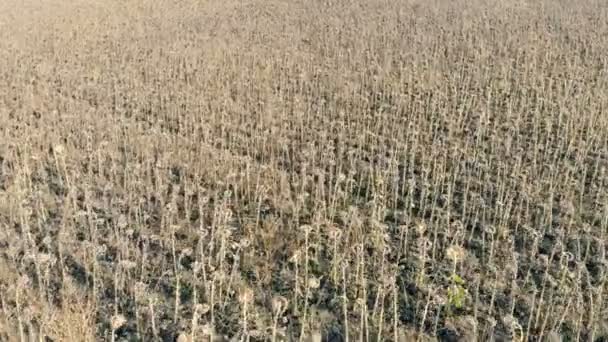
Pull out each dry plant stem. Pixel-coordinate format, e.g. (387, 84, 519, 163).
(392, 283, 398, 342)
(331, 234, 339, 285)
(1, 292, 11, 338)
(293, 253, 300, 315)
(589, 274, 607, 341)
(210, 278, 216, 330)
(191, 296, 199, 342)
(134, 302, 141, 340)
(418, 293, 432, 342)
(171, 226, 180, 324)
(242, 302, 247, 341)
(271, 310, 280, 342)
(534, 250, 557, 331)
(432, 303, 441, 337)
(223, 248, 240, 308)
(342, 263, 349, 342)
(149, 300, 158, 340)
(113, 271, 119, 317)
(299, 226, 311, 342)
(15, 288, 24, 342)
(524, 289, 537, 341)
(217, 243, 225, 305)
(376, 288, 385, 342)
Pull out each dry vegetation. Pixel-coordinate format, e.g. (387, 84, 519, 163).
(1, 0, 608, 341)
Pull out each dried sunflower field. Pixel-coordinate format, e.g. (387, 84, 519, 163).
(1, 0, 608, 341)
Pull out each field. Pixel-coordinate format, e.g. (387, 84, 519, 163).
(1, 0, 608, 340)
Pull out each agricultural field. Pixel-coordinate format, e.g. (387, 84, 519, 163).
(1, 0, 607, 340)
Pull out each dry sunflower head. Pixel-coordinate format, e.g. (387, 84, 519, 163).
(271, 295, 289, 314)
(110, 314, 127, 330)
(446, 245, 465, 263)
(308, 276, 321, 290)
(238, 287, 254, 304)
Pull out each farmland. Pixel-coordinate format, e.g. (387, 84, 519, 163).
(0, 0, 607, 340)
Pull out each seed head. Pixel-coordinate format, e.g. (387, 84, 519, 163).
(238, 287, 254, 304)
(308, 276, 321, 289)
(446, 245, 465, 263)
(271, 295, 289, 314)
(111, 314, 127, 330)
